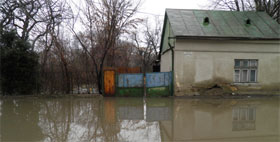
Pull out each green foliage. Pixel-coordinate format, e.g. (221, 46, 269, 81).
(0, 30, 39, 95)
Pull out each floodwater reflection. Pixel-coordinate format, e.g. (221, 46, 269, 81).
(0, 97, 279, 142)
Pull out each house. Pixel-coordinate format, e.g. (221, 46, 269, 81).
(159, 9, 280, 96)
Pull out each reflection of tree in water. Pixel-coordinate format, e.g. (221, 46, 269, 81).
(38, 98, 121, 142)
(1, 98, 162, 142)
(0, 100, 1, 141)
(39, 98, 73, 142)
(0, 100, 2, 116)
(1, 99, 43, 141)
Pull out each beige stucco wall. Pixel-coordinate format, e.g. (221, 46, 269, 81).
(161, 39, 280, 96)
(160, 50, 172, 72)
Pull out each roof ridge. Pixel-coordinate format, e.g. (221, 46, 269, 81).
(166, 8, 264, 13)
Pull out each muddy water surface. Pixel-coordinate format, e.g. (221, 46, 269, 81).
(0, 97, 279, 142)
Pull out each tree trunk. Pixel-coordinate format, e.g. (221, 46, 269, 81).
(97, 72, 102, 94)
(64, 67, 70, 94)
(235, 0, 240, 11)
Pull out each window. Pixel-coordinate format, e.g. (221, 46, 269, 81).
(232, 106, 256, 131)
(232, 106, 256, 121)
(234, 59, 258, 83)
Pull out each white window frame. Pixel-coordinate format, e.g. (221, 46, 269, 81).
(234, 59, 258, 83)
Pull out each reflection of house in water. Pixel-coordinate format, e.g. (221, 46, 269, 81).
(159, 99, 280, 142)
(232, 106, 256, 131)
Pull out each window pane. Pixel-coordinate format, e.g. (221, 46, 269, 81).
(241, 70, 248, 82)
(239, 108, 247, 120)
(234, 70, 240, 82)
(243, 60, 249, 67)
(235, 60, 240, 67)
(233, 108, 239, 120)
(250, 70, 256, 82)
(248, 108, 255, 121)
(250, 60, 256, 67)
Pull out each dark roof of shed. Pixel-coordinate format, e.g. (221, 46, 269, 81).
(166, 9, 280, 39)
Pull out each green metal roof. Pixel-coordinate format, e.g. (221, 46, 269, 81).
(166, 9, 280, 39)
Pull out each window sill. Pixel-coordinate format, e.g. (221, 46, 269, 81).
(232, 82, 260, 86)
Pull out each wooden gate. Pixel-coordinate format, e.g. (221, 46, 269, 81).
(104, 70, 115, 96)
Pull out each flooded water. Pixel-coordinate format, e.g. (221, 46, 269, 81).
(0, 97, 279, 142)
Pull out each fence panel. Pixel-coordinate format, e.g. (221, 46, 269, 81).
(118, 74, 144, 88)
(146, 72, 172, 97)
(116, 73, 144, 97)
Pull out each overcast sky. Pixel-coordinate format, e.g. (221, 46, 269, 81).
(131, 0, 211, 28)
(136, 0, 210, 18)
(70, 0, 212, 36)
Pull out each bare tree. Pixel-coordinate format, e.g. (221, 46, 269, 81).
(51, 30, 72, 94)
(71, 0, 142, 94)
(0, 0, 17, 32)
(132, 17, 162, 73)
(0, 0, 73, 49)
(39, 0, 71, 68)
(113, 40, 136, 67)
(0, 0, 47, 47)
(254, 0, 280, 23)
(209, 0, 255, 11)
(209, 0, 280, 23)
(36, 0, 73, 94)
(143, 18, 162, 60)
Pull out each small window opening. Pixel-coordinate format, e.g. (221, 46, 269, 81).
(203, 17, 210, 25)
(246, 18, 251, 26)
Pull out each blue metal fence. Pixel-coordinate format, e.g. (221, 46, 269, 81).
(146, 72, 172, 88)
(116, 72, 172, 97)
(145, 72, 172, 97)
(117, 73, 144, 97)
(118, 73, 144, 87)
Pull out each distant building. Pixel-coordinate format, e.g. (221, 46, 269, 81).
(160, 9, 280, 96)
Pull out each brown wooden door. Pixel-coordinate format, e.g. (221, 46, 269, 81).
(104, 70, 115, 96)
